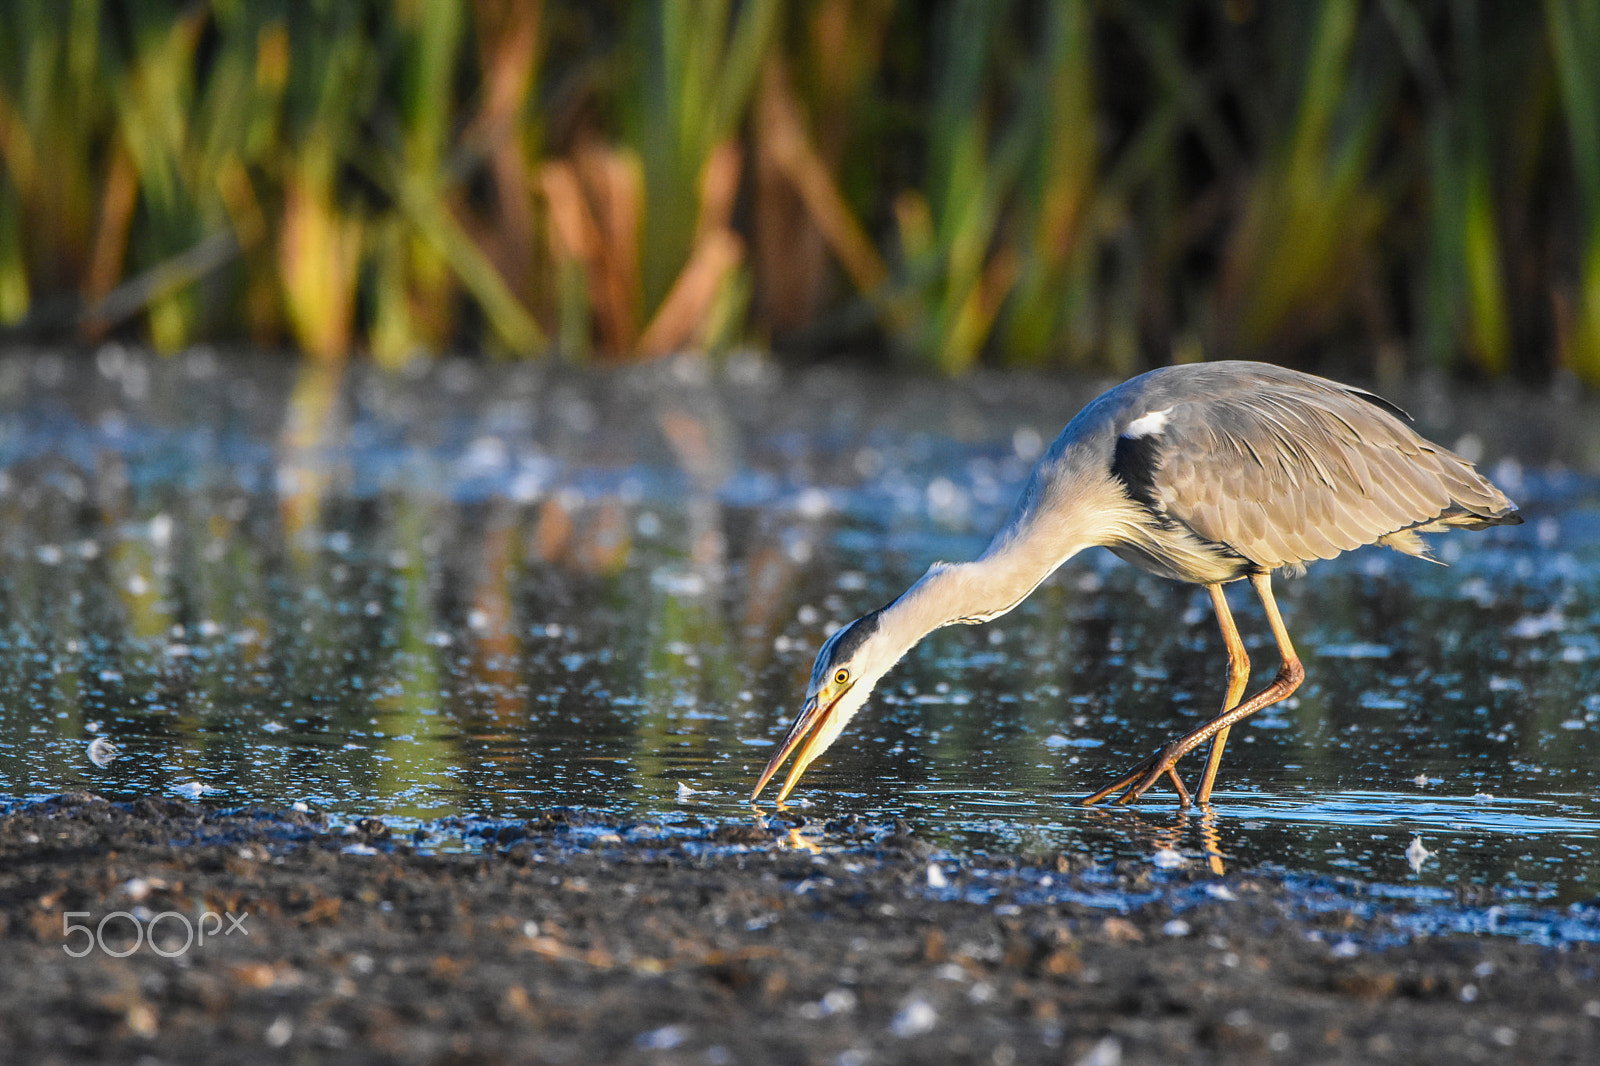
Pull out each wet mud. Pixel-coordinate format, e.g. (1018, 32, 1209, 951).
(3, 793, 1596, 1065)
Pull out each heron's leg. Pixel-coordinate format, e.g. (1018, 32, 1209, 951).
(1195, 582, 1253, 805)
(1082, 582, 1239, 807)
(1084, 572, 1305, 806)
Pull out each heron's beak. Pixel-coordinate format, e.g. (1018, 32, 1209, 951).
(750, 686, 845, 804)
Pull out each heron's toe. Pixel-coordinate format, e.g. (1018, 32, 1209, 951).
(1085, 742, 1194, 806)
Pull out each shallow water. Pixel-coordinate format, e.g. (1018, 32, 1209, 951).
(1, 348, 1596, 906)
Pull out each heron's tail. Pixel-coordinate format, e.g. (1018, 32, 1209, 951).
(1377, 502, 1521, 563)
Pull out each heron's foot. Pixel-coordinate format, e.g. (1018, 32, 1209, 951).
(1082, 743, 1194, 807)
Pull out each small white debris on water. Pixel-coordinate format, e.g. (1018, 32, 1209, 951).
(1491, 457, 1523, 495)
(1013, 425, 1044, 461)
(148, 512, 174, 547)
(795, 486, 833, 519)
(836, 570, 868, 591)
(1204, 883, 1238, 901)
(799, 987, 860, 1020)
(636, 1025, 689, 1051)
(1316, 642, 1393, 659)
(926, 475, 964, 509)
(1152, 848, 1186, 869)
(121, 877, 152, 902)
(1407, 836, 1434, 874)
(172, 780, 213, 799)
(890, 995, 938, 1038)
(820, 988, 858, 1015)
(1073, 1035, 1123, 1066)
(460, 435, 508, 475)
(87, 737, 118, 768)
(264, 1016, 294, 1049)
(651, 569, 708, 597)
(926, 863, 949, 889)
(785, 536, 814, 565)
(341, 843, 380, 856)
(1163, 919, 1191, 937)
(1452, 432, 1485, 463)
(1508, 607, 1566, 639)
(1330, 940, 1361, 958)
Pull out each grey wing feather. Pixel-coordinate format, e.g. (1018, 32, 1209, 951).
(1144, 381, 1517, 570)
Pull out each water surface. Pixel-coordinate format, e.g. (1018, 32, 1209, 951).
(1, 348, 1595, 906)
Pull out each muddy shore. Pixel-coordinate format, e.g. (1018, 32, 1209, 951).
(1, 793, 1595, 1065)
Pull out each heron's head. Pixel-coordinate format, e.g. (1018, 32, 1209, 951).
(750, 609, 896, 804)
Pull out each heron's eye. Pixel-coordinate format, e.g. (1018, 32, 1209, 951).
(833, 668, 850, 686)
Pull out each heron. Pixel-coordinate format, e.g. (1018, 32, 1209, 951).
(750, 361, 1521, 808)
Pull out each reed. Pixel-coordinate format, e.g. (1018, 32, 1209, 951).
(0, 1, 1596, 380)
(1547, 0, 1600, 381)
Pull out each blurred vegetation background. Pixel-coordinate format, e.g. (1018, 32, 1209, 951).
(2, 0, 1598, 382)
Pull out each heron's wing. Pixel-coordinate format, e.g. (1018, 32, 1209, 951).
(1133, 385, 1515, 568)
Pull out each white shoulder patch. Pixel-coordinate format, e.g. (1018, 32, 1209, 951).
(1122, 406, 1172, 439)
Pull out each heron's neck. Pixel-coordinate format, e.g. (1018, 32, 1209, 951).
(871, 476, 1121, 661)
(879, 547, 1065, 653)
